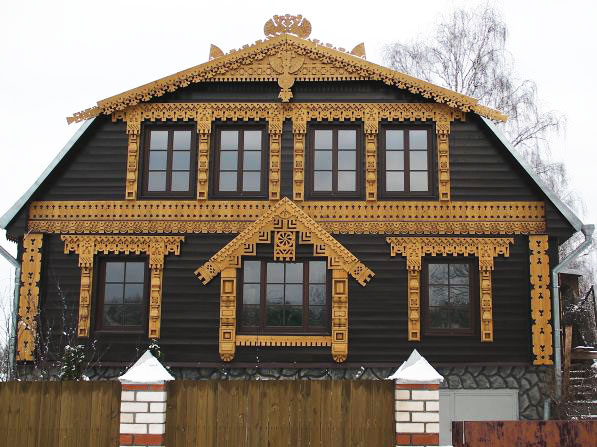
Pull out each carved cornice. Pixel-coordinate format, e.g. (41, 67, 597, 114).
(61, 235, 184, 338)
(67, 35, 506, 123)
(195, 197, 374, 287)
(529, 235, 553, 365)
(27, 200, 547, 236)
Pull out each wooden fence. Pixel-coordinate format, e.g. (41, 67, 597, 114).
(452, 420, 597, 447)
(166, 380, 395, 447)
(0, 381, 121, 447)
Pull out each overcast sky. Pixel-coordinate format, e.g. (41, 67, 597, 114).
(0, 0, 596, 331)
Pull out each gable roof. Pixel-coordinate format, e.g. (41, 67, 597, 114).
(195, 197, 375, 286)
(67, 33, 507, 124)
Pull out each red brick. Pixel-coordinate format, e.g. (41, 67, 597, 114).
(133, 433, 165, 445)
(119, 434, 133, 445)
(395, 383, 440, 390)
(149, 384, 166, 391)
(411, 433, 439, 445)
(122, 384, 150, 391)
(396, 433, 411, 444)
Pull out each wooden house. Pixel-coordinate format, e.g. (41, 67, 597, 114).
(1, 14, 587, 430)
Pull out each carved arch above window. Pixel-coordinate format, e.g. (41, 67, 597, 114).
(195, 197, 374, 363)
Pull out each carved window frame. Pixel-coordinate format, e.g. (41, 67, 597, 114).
(378, 123, 436, 199)
(138, 122, 198, 199)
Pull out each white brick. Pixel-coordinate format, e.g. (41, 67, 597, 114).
(121, 391, 136, 401)
(149, 423, 166, 434)
(395, 411, 410, 422)
(119, 423, 147, 434)
(411, 411, 439, 422)
(120, 402, 148, 413)
(395, 400, 424, 412)
(150, 402, 167, 413)
(425, 422, 440, 433)
(136, 412, 166, 423)
(425, 401, 439, 412)
(394, 389, 410, 400)
(395, 422, 424, 433)
(136, 391, 167, 402)
(120, 413, 134, 423)
(411, 390, 439, 401)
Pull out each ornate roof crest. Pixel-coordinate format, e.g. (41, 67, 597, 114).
(264, 14, 312, 38)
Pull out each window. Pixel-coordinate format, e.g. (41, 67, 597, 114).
(213, 127, 267, 196)
(142, 127, 196, 196)
(239, 260, 328, 333)
(308, 126, 361, 197)
(422, 260, 475, 335)
(97, 260, 147, 331)
(381, 127, 432, 196)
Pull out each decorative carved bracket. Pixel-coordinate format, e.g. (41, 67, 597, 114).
(62, 235, 184, 338)
(529, 235, 553, 365)
(387, 236, 513, 342)
(195, 197, 374, 363)
(17, 234, 43, 362)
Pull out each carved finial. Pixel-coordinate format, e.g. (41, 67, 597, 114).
(209, 44, 224, 60)
(351, 43, 366, 59)
(264, 14, 312, 39)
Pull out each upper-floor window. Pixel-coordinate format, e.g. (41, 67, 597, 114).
(239, 260, 328, 333)
(380, 127, 432, 197)
(142, 127, 196, 197)
(213, 127, 268, 197)
(97, 259, 147, 332)
(308, 126, 362, 199)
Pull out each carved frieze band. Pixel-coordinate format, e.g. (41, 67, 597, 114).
(529, 235, 553, 365)
(27, 200, 547, 236)
(236, 335, 332, 346)
(387, 236, 513, 342)
(17, 234, 43, 362)
(61, 235, 184, 339)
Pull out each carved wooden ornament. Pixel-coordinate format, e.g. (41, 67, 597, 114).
(62, 235, 184, 339)
(387, 237, 513, 342)
(529, 235, 553, 365)
(195, 197, 374, 363)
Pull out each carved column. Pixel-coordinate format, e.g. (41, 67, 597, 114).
(331, 269, 349, 362)
(268, 114, 283, 201)
(17, 234, 43, 361)
(219, 267, 237, 361)
(436, 113, 451, 201)
(529, 235, 553, 365)
(76, 238, 95, 338)
(364, 110, 379, 201)
(478, 245, 494, 342)
(196, 117, 211, 200)
(405, 245, 423, 341)
(148, 242, 165, 339)
(292, 110, 308, 201)
(125, 112, 141, 200)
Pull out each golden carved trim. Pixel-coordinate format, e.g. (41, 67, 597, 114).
(17, 234, 43, 362)
(264, 14, 312, 39)
(196, 118, 211, 200)
(219, 267, 237, 362)
(436, 112, 451, 201)
(529, 235, 553, 365)
(331, 269, 349, 362)
(125, 114, 141, 200)
(268, 114, 283, 199)
(292, 109, 307, 201)
(364, 110, 378, 201)
(236, 335, 332, 347)
(61, 235, 184, 338)
(387, 236, 513, 342)
(28, 200, 547, 236)
(67, 35, 506, 123)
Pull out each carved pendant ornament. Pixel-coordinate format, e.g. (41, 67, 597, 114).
(529, 235, 553, 365)
(387, 237, 513, 342)
(195, 197, 374, 363)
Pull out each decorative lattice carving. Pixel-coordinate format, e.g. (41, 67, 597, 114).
(264, 14, 312, 38)
(436, 111, 451, 201)
(364, 109, 379, 201)
(529, 235, 553, 365)
(195, 197, 373, 362)
(236, 335, 332, 346)
(196, 117, 211, 200)
(17, 234, 43, 362)
(292, 108, 308, 201)
(387, 237, 513, 342)
(61, 235, 184, 338)
(269, 113, 283, 199)
(67, 35, 506, 123)
(28, 200, 547, 236)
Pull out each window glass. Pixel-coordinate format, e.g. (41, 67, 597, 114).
(312, 128, 358, 194)
(173, 131, 192, 150)
(221, 131, 239, 150)
(217, 128, 265, 195)
(427, 262, 471, 331)
(145, 128, 194, 195)
(383, 128, 430, 194)
(102, 261, 145, 329)
(409, 130, 428, 149)
(149, 131, 168, 149)
(148, 172, 166, 192)
(314, 130, 333, 149)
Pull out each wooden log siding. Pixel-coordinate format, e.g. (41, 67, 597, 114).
(0, 381, 120, 447)
(165, 380, 394, 447)
(37, 233, 535, 366)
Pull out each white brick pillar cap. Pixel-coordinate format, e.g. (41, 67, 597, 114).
(387, 349, 444, 384)
(119, 350, 175, 384)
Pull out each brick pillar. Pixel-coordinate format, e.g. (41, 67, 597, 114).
(389, 349, 443, 447)
(119, 350, 173, 447)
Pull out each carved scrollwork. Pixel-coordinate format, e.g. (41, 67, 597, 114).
(264, 14, 312, 38)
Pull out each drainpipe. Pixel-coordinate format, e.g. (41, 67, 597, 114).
(552, 224, 594, 399)
(0, 244, 20, 380)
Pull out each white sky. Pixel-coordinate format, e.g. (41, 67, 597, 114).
(0, 0, 596, 331)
